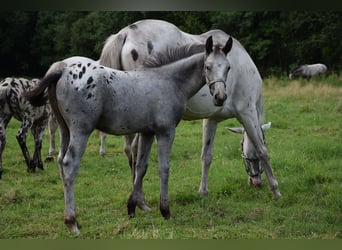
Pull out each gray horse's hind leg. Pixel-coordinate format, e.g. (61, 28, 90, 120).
(99, 131, 107, 156)
(45, 114, 58, 162)
(127, 133, 154, 217)
(199, 118, 218, 195)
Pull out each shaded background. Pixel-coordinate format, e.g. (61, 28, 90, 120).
(0, 11, 341, 78)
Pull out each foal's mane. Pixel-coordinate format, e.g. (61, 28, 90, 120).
(144, 43, 205, 68)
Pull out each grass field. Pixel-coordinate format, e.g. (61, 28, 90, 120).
(0, 76, 341, 239)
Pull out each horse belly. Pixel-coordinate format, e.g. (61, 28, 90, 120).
(183, 87, 223, 120)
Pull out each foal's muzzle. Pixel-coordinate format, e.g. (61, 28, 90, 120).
(207, 80, 227, 106)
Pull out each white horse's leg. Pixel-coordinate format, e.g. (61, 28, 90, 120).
(156, 128, 175, 219)
(45, 114, 57, 162)
(199, 118, 218, 195)
(99, 131, 106, 156)
(123, 134, 135, 168)
(239, 114, 281, 198)
(60, 132, 89, 234)
(127, 133, 154, 217)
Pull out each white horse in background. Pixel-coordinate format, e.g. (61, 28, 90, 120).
(289, 63, 327, 80)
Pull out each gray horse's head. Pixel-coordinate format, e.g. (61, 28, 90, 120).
(228, 122, 271, 187)
(204, 36, 233, 106)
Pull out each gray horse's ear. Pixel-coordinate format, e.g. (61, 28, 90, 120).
(222, 37, 233, 55)
(261, 122, 271, 132)
(227, 127, 244, 134)
(206, 36, 213, 54)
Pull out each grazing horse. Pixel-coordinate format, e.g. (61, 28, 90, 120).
(289, 63, 327, 80)
(0, 77, 51, 178)
(99, 19, 281, 197)
(25, 36, 232, 233)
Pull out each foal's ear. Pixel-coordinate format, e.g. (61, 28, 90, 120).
(222, 36, 233, 55)
(205, 36, 213, 54)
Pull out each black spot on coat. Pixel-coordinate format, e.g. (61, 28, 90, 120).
(131, 49, 139, 61)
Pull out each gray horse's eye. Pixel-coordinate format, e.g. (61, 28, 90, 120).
(205, 65, 211, 71)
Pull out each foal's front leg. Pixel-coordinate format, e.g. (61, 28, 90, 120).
(156, 128, 175, 219)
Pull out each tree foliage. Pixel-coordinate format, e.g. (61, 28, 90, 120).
(0, 11, 341, 78)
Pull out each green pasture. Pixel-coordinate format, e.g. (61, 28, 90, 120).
(0, 76, 341, 239)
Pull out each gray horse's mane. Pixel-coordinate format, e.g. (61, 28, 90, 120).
(144, 43, 205, 68)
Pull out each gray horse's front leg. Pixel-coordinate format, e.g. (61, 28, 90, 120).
(240, 115, 281, 198)
(199, 119, 218, 195)
(127, 133, 154, 217)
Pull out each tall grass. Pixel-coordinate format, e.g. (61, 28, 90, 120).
(0, 75, 341, 239)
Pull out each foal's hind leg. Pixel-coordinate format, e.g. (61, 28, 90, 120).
(60, 132, 89, 234)
(0, 114, 11, 179)
(16, 116, 35, 172)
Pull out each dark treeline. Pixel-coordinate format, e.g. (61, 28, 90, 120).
(0, 11, 341, 78)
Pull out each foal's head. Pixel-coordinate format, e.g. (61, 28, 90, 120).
(204, 36, 233, 106)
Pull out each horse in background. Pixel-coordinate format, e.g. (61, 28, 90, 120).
(99, 19, 281, 198)
(0, 77, 51, 178)
(289, 63, 327, 80)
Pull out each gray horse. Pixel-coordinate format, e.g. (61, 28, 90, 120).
(25, 37, 232, 233)
(99, 19, 281, 198)
(289, 63, 327, 80)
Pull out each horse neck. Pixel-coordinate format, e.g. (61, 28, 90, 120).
(167, 53, 205, 99)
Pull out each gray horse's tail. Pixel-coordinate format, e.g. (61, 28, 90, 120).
(24, 61, 66, 107)
(99, 32, 127, 69)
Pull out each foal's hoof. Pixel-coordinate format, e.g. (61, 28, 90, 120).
(160, 208, 171, 220)
(127, 196, 137, 218)
(65, 217, 81, 235)
(160, 199, 171, 219)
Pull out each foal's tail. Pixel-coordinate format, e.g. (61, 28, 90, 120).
(24, 61, 66, 107)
